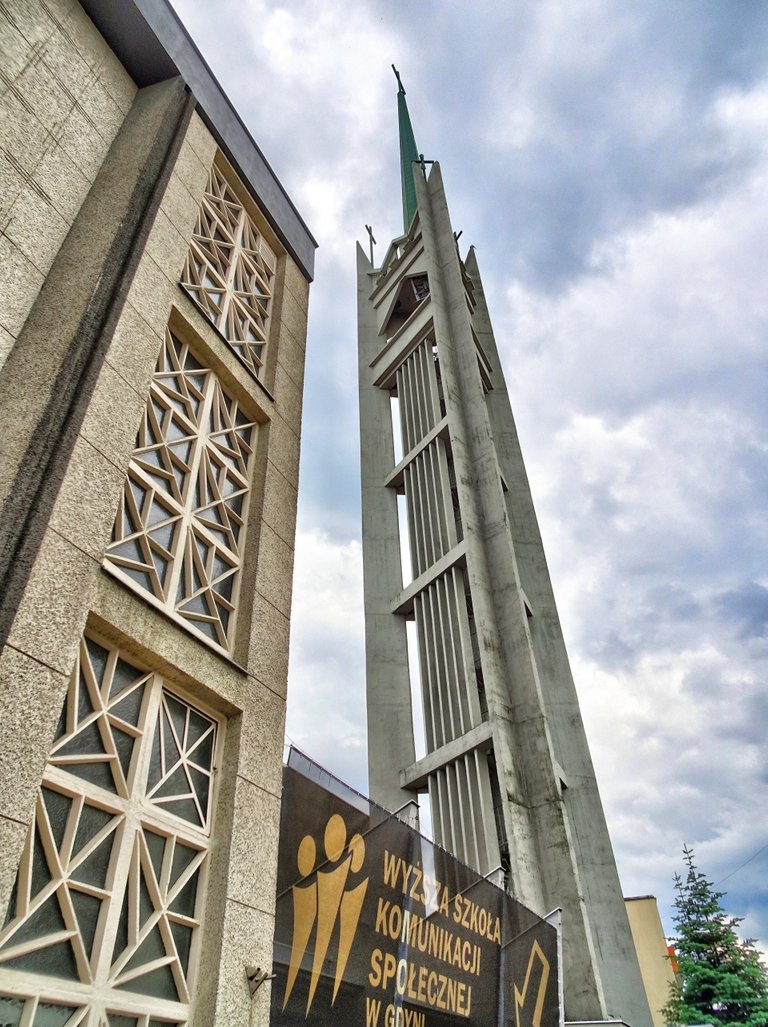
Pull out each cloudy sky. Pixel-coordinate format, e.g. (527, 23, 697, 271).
(171, 0, 768, 951)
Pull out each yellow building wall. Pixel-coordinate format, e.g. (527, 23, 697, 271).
(626, 896, 677, 1027)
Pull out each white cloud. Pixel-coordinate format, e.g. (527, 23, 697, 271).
(286, 528, 367, 791)
(171, 0, 768, 952)
(493, 84, 768, 938)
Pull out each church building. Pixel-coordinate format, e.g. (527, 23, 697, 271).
(0, 1, 314, 1023)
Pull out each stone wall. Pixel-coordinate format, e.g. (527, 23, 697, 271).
(0, 0, 136, 370)
(0, 2, 309, 1023)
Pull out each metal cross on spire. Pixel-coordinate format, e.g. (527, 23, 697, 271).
(365, 224, 376, 264)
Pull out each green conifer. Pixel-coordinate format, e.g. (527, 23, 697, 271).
(664, 845, 768, 1026)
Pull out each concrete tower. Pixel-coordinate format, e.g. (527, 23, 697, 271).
(357, 74, 652, 1025)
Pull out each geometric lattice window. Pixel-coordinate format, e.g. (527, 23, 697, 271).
(146, 693, 217, 829)
(181, 162, 276, 381)
(104, 327, 257, 654)
(0, 634, 219, 1026)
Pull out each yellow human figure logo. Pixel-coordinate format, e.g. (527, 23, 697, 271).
(282, 834, 318, 1010)
(282, 813, 369, 1014)
(513, 939, 551, 1027)
(333, 832, 367, 1002)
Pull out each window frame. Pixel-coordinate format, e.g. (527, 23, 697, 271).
(0, 633, 225, 1027)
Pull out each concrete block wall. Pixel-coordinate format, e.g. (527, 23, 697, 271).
(0, 2, 310, 1024)
(0, 0, 136, 370)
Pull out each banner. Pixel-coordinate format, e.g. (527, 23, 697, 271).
(271, 751, 560, 1027)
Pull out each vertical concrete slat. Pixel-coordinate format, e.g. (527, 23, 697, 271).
(415, 454, 433, 574)
(432, 574, 456, 744)
(414, 593, 436, 753)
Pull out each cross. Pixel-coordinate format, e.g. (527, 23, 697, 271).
(416, 153, 435, 176)
(365, 224, 376, 264)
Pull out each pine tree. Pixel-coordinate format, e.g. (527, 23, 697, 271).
(664, 845, 768, 1027)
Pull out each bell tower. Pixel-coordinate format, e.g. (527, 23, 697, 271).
(357, 71, 652, 1026)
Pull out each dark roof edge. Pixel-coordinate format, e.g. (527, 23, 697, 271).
(81, 0, 317, 281)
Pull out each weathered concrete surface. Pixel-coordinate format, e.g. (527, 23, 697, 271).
(0, 5, 311, 1024)
(359, 161, 652, 1026)
(358, 241, 420, 815)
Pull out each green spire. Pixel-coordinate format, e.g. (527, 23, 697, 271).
(393, 65, 419, 232)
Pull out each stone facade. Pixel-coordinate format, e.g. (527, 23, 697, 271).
(0, 2, 313, 1024)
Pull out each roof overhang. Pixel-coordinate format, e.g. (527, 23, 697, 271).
(80, 0, 317, 281)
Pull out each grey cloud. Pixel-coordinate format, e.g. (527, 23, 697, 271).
(713, 582, 768, 639)
(169, 0, 768, 951)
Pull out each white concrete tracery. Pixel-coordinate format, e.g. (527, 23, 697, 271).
(106, 327, 257, 654)
(181, 163, 276, 380)
(0, 635, 219, 1026)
